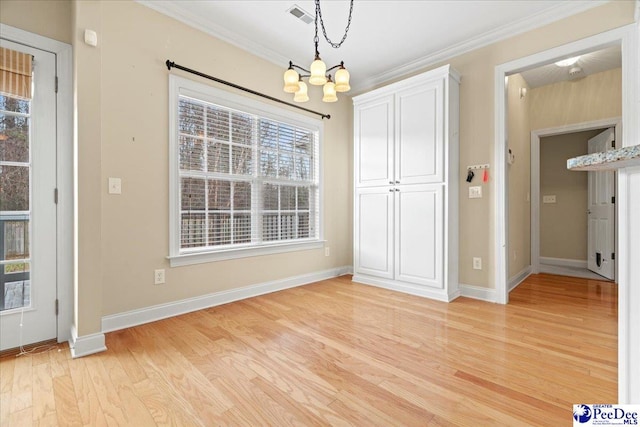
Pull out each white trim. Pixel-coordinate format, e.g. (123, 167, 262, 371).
(530, 118, 621, 276)
(495, 24, 638, 403)
(168, 241, 324, 267)
(0, 25, 74, 345)
(356, 2, 606, 92)
(459, 283, 497, 302)
(352, 275, 460, 303)
(68, 325, 106, 358)
(508, 266, 532, 292)
(539, 257, 587, 269)
(102, 266, 350, 333)
(136, 0, 290, 70)
(137, 0, 603, 94)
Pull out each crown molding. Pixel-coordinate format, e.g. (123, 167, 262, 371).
(136, 0, 290, 68)
(137, 0, 607, 94)
(351, 0, 607, 93)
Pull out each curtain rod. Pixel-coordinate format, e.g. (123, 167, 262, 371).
(165, 60, 331, 120)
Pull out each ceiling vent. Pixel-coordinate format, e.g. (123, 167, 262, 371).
(288, 5, 314, 24)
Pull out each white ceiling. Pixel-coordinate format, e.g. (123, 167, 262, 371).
(138, 0, 612, 93)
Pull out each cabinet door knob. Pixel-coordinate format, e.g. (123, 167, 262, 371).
(389, 181, 394, 184)
(395, 180, 400, 184)
(395, 188, 400, 192)
(389, 189, 394, 192)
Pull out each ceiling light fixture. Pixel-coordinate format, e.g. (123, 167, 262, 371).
(283, 0, 354, 103)
(555, 56, 581, 67)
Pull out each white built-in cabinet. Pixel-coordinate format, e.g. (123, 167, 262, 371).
(353, 65, 460, 302)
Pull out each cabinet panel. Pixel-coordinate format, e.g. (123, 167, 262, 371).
(355, 97, 394, 187)
(395, 185, 443, 288)
(354, 188, 394, 279)
(396, 82, 443, 184)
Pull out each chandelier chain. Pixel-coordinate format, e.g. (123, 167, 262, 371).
(315, 0, 354, 49)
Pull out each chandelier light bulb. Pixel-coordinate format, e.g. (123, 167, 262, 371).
(334, 66, 350, 92)
(283, 67, 300, 93)
(322, 77, 338, 103)
(309, 57, 327, 85)
(293, 80, 309, 103)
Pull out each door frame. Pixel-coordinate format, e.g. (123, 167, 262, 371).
(494, 24, 638, 403)
(0, 24, 73, 345)
(530, 118, 621, 277)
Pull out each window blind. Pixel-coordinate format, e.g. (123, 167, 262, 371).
(177, 95, 319, 252)
(0, 47, 32, 100)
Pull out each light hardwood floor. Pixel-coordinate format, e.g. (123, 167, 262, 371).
(0, 273, 617, 426)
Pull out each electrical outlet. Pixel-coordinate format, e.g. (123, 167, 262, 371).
(325, 247, 330, 257)
(154, 269, 165, 285)
(473, 257, 482, 270)
(108, 177, 122, 194)
(543, 195, 556, 204)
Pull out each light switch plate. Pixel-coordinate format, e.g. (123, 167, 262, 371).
(469, 186, 482, 199)
(108, 177, 122, 194)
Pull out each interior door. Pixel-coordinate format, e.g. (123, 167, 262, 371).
(587, 128, 615, 280)
(0, 40, 57, 351)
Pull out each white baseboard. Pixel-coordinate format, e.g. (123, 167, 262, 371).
(508, 266, 532, 293)
(459, 283, 497, 302)
(352, 274, 459, 302)
(102, 266, 351, 334)
(69, 324, 106, 358)
(539, 257, 587, 269)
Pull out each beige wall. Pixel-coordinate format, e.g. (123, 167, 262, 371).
(435, 1, 632, 287)
(530, 68, 622, 131)
(92, 1, 352, 319)
(2, 0, 635, 337)
(507, 74, 531, 278)
(0, 0, 72, 44)
(539, 130, 603, 260)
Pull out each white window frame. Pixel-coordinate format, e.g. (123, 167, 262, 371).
(168, 75, 324, 267)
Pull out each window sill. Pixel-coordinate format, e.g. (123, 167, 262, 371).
(167, 240, 325, 267)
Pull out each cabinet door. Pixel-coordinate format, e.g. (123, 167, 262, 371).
(354, 96, 394, 187)
(395, 184, 443, 288)
(396, 79, 444, 184)
(354, 187, 394, 279)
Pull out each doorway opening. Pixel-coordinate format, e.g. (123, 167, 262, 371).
(531, 121, 620, 282)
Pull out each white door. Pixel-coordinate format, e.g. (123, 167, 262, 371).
(395, 184, 443, 288)
(0, 40, 57, 350)
(354, 187, 394, 279)
(587, 128, 615, 280)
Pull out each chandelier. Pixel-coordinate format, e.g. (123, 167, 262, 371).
(283, 0, 354, 103)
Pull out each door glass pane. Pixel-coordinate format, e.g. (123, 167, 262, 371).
(1, 94, 31, 312)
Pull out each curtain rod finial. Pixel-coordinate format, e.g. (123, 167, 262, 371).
(166, 60, 174, 70)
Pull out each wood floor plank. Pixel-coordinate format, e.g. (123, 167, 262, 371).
(0, 273, 617, 426)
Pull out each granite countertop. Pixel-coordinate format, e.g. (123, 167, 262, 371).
(567, 145, 640, 171)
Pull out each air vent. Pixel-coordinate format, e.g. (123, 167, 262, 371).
(288, 5, 313, 24)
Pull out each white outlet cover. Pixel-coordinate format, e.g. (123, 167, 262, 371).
(542, 195, 556, 204)
(108, 177, 122, 194)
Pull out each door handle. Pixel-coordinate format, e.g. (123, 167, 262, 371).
(587, 209, 591, 214)
(596, 252, 602, 268)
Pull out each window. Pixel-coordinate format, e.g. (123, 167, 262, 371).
(169, 76, 322, 266)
